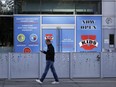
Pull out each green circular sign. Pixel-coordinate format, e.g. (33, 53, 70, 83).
(17, 34, 25, 42)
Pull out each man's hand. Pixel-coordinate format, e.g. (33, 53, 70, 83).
(40, 50, 46, 53)
(40, 50, 44, 52)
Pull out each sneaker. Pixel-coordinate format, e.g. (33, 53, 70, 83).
(52, 81, 59, 84)
(36, 79, 43, 84)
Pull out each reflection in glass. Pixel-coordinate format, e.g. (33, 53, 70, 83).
(0, 0, 14, 14)
(0, 17, 13, 47)
(14, 0, 101, 14)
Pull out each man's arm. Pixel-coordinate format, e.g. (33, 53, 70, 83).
(40, 50, 47, 54)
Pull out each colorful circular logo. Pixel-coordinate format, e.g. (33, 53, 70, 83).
(45, 34, 54, 40)
(17, 34, 25, 42)
(24, 47, 31, 53)
(30, 34, 38, 42)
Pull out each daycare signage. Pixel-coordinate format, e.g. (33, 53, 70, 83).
(79, 35, 98, 50)
(14, 16, 40, 53)
(45, 34, 54, 40)
(76, 16, 102, 52)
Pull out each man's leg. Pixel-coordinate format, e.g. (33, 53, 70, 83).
(40, 61, 51, 82)
(50, 62, 59, 82)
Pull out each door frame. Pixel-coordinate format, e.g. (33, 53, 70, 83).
(41, 26, 76, 52)
(40, 15, 76, 52)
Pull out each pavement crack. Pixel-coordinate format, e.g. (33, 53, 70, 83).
(70, 79, 82, 87)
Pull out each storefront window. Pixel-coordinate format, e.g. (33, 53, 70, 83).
(75, 1, 102, 14)
(41, 0, 74, 14)
(0, 17, 13, 47)
(14, 0, 41, 14)
(14, 0, 102, 14)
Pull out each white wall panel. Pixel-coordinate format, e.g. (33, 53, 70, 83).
(102, 2, 115, 16)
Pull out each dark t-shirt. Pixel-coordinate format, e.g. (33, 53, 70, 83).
(43, 44, 55, 62)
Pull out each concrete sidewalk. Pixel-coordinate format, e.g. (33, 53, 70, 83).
(0, 78, 116, 87)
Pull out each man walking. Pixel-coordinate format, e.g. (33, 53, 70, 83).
(36, 39, 59, 84)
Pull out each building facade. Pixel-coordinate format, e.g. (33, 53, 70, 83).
(0, 0, 116, 79)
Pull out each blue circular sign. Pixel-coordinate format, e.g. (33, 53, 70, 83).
(30, 34, 38, 42)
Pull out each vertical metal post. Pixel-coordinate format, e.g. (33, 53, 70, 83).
(59, 28, 62, 52)
(114, 1, 116, 51)
(39, 15, 42, 78)
(69, 52, 73, 79)
(56, 27, 60, 52)
(75, 15, 76, 52)
(38, 52, 41, 79)
(8, 52, 11, 80)
(100, 52, 104, 79)
(39, 0, 41, 14)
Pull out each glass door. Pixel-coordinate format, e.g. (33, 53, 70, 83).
(42, 27, 75, 52)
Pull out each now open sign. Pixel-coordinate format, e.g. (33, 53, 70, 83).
(76, 16, 102, 52)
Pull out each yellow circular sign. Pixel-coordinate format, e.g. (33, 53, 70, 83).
(17, 34, 25, 42)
